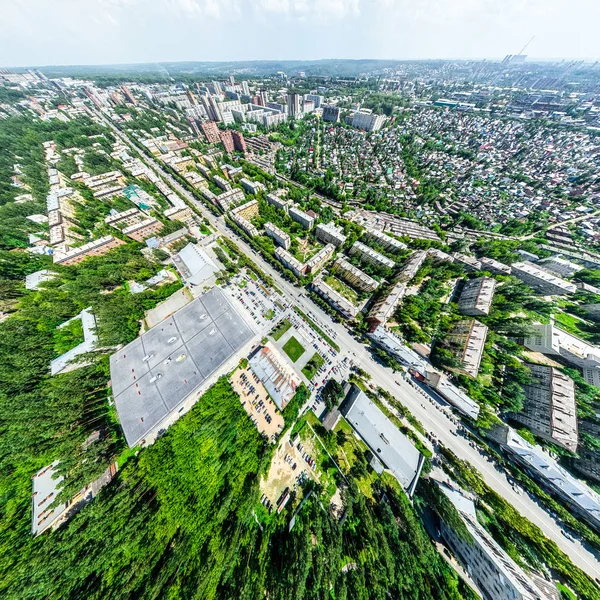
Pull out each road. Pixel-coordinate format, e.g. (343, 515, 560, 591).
(98, 110, 600, 579)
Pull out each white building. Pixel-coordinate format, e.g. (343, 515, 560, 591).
(289, 206, 314, 230)
(349, 241, 395, 269)
(315, 222, 347, 247)
(511, 262, 577, 295)
(264, 222, 291, 250)
(458, 277, 496, 317)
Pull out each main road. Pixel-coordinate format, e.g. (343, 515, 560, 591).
(97, 109, 600, 579)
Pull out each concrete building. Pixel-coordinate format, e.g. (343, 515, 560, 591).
(264, 222, 291, 250)
(366, 280, 408, 330)
(351, 111, 386, 131)
(275, 247, 307, 278)
(213, 175, 231, 191)
(340, 384, 424, 496)
(508, 364, 578, 452)
(266, 192, 290, 213)
(438, 482, 556, 600)
(240, 178, 265, 195)
(425, 372, 480, 419)
(104, 208, 141, 229)
(537, 256, 583, 278)
(25, 269, 56, 290)
(332, 256, 379, 292)
(322, 105, 341, 123)
(164, 206, 194, 223)
(490, 426, 600, 534)
(368, 326, 427, 374)
(219, 130, 235, 153)
(453, 253, 482, 272)
(200, 120, 221, 144)
(231, 213, 259, 238)
(53, 236, 125, 266)
(315, 222, 347, 247)
(349, 241, 395, 269)
(312, 276, 359, 318)
(305, 93, 323, 108)
(305, 243, 335, 274)
(231, 199, 259, 220)
(231, 130, 247, 153)
(445, 319, 488, 378)
(479, 257, 512, 276)
(123, 218, 164, 242)
(458, 277, 496, 317)
(511, 262, 577, 295)
(172, 243, 218, 286)
(572, 447, 600, 484)
(364, 228, 407, 253)
(287, 93, 301, 119)
(216, 188, 245, 212)
(289, 206, 315, 230)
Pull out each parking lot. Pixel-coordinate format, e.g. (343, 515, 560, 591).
(230, 366, 284, 443)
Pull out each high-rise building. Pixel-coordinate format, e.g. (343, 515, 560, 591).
(305, 93, 323, 108)
(211, 80, 222, 94)
(287, 93, 301, 119)
(322, 105, 341, 122)
(241, 80, 250, 96)
(219, 130, 235, 153)
(120, 85, 136, 105)
(229, 75, 235, 86)
(231, 130, 247, 153)
(200, 121, 221, 144)
(351, 111, 386, 131)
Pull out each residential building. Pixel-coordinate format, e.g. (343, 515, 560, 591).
(340, 384, 424, 496)
(364, 228, 407, 253)
(305, 93, 323, 108)
(509, 364, 578, 452)
(537, 256, 583, 278)
(53, 236, 125, 266)
(572, 447, 600, 483)
(322, 105, 341, 123)
(305, 243, 335, 274)
(287, 93, 301, 118)
(289, 206, 314, 230)
(511, 261, 577, 295)
(240, 178, 265, 195)
(366, 281, 408, 330)
(490, 426, 600, 534)
(200, 120, 220, 144)
(275, 247, 307, 278)
(479, 256, 512, 276)
(266, 192, 290, 213)
(368, 326, 427, 374)
(397, 250, 428, 281)
(312, 276, 359, 318)
(104, 208, 141, 229)
(231, 130, 247, 153)
(213, 175, 231, 191)
(332, 256, 379, 292)
(231, 199, 259, 220)
(445, 319, 488, 378)
(425, 372, 480, 419)
(438, 482, 555, 600)
(219, 130, 235, 153)
(264, 222, 291, 250)
(164, 206, 194, 223)
(349, 241, 395, 269)
(231, 213, 259, 238)
(351, 111, 386, 131)
(458, 276, 496, 317)
(315, 222, 347, 247)
(453, 253, 482, 272)
(123, 218, 164, 242)
(216, 188, 245, 211)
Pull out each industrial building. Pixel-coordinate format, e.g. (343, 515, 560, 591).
(508, 364, 578, 452)
(312, 276, 359, 318)
(458, 276, 496, 317)
(332, 256, 379, 292)
(110, 288, 254, 447)
(349, 241, 395, 269)
(315, 222, 347, 247)
(511, 261, 577, 295)
(340, 384, 424, 496)
(444, 319, 488, 378)
(289, 206, 315, 230)
(172, 243, 218, 286)
(264, 222, 291, 250)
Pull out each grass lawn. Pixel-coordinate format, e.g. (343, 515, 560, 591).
(264, 308, 275, 320)
(270, 318, 292, 341)
(302, 352, 325, 380)
(247, 270, 258, 281)
(54, 318, 84, 356)
(324, 275, 358, 304)
(238, 280, 247, 289)
(282, 336, 306, 363)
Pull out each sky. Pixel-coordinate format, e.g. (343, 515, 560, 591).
(1, 0, 599, 68)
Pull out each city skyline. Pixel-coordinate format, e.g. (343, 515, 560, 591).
(2, 0, 600, 68)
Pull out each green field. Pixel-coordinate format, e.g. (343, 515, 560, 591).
(302, 352, 325, 380)
(270, 318, 292, 341)
(264, 308, 275, 320)
(282, 336, 306, 363)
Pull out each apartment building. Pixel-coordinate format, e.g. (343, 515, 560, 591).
(213, 175, 231, 192)
(231, 130, 247, 153)
(332, 256, 379, 292)
(275, 247, 307, 278)
(312, 276, 359, 318)
(511, 261, 577, 295)
(219, 130, 235, 153)
(368, 326, 427, 374)
(215, 188, 245, 211)
(289, 206, 315, 230)
(231, 199, 259, 220)
(322, 105, 341, 123)
(164, 206, 194, 223)
(123, 218, 164, 242)
(351, 111, 386, 131)
(53, 236, 125, 266)
(104, 208, 142, 229)
(349, 241, 395, 269)
(264, 222, 291, 250)
(537, 256, 583, 278)
(458, 276, 496, 317)
(479, 256, 512, 276)
(231, 213, 259, 238)
(305, 244, 335, 274)
(452, 252, 482, 272)
(315, 222, 347, 247)
(438, 482, 555, 600)
(445, 319, 488, 378)
(266, 192, 290, 213)
(240, 178, 266, 195)
(425, 372, 480, 419)
(364, 228, 407, 253)
(200, 120, 220, 144)
(508, 364, 578, 452)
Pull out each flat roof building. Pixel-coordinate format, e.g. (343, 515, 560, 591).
(364, 228, 407, 253)
(53, 236, 125, 266)
(312, 276, 359, 318)
(266, 192, 290, 213)
(104, 208, 141, 229)
(275, 247, 307, 278)
(452, 253, 482, 272)
(216, 188, 245, 212)
(332, 256, 379, 292)
(123, 218, 164, 242)
(445, 319, 488, 378)
(508, 364, 578, 452)
(172, 243, 218, 286)
(479, 257, 512, 276)
(458, 276, 496, 317)
(110, 287, 254, 447)
(231, 199, 259, 220)
(240, 178, 266, 195)
(340, 384, 424, 496)
(315, 222, 347, 247)
(289, 206, 315, 230)
(369, 326, 427, 374)
(350, 241, 395, 269)
(511, 262, 577, 295)
(425, 371, 480, 419)
(305, 243, 334, 274)
(264, 222, 291, 250)
(231, 213, 260, 238)
(164, 206, 194, 223)
(537, 256, 583, 278)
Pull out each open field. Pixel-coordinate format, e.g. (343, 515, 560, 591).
(282, 336, 306, 363)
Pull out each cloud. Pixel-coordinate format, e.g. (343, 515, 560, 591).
(255, 0, 359, 20)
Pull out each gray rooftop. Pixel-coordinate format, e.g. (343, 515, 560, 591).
(110, 287, 254, 446)
(32, 461, 66, 536)
(340, 384, 424, 495)
(173, 243, 218, 286)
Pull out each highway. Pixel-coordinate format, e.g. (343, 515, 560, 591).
(98, 110, 600, 579)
